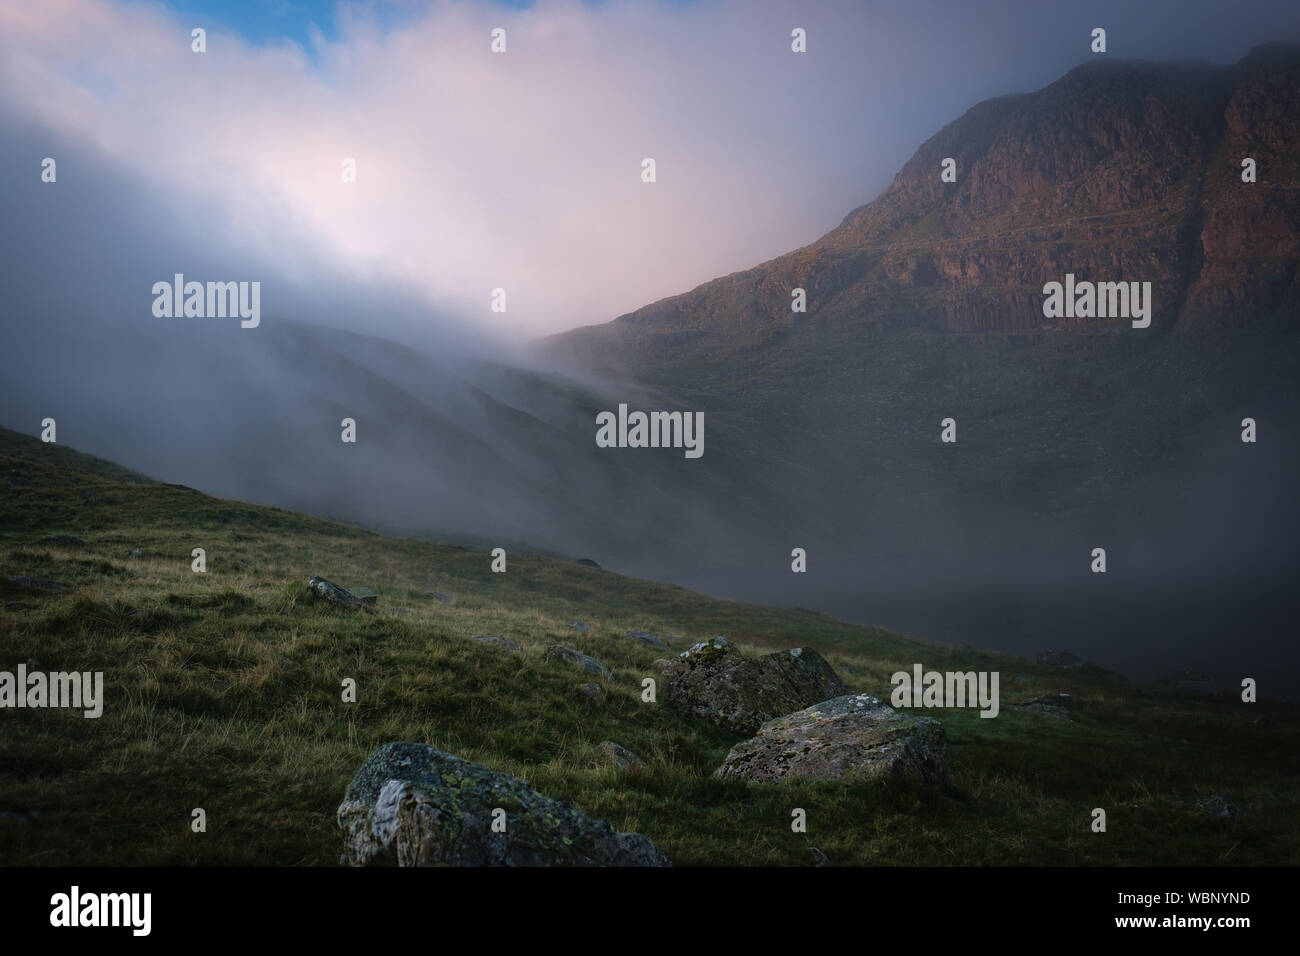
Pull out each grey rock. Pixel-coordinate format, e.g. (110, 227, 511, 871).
(353, 587, 379, 607)
(661, 638, 849, 735)
(474, 634, 522, 653)
(626, 629, 669, 650)
(337, 742, 670, 866)
(425, 591, 453, 603)
(716, 693, 950, 786)
(125, 548, 144, 558)
(307, 576, 363, 608)
(575, 558, 601, 568)
(598, 741, 645, 772)
(569, 620, 590, 633)
(809, 846, 829, 867)
(577, 682, 606, 702)
(386, 606, 410, 615)
(546, 645, 611, 678)
(1195, 794, 1240, 822)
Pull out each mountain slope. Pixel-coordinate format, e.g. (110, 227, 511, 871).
(2, 428, 1297, 866)
(536, 46, 1300, 685)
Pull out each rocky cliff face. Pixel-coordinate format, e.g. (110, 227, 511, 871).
(550, 44, 1299, 362)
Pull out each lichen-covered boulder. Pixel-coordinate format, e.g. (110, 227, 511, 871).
(659, 638, 848, 735)
(546, 645, 611, 678)
(307, 576, 362, 608)
(715, 694, 950, 786)
(338, 742, 671, 866)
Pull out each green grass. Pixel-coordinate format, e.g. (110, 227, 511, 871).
(1, 426, 1297, 866)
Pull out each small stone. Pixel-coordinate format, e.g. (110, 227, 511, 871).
(598, 741, 645, 771)
(1195, 795, 1239, 822)
(569, 620, 590, 633)
(626, 629, 669, 650)
(385, 606, 410, 615)
(546, 645, 611, 678)
(577, 683, 606, 702)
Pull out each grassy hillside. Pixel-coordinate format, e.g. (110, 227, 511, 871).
(1, 426, 1297, 866)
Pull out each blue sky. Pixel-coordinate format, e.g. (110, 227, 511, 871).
(144, 0, 670, 51)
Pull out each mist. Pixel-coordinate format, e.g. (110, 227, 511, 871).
(3, 0, 1300, 693)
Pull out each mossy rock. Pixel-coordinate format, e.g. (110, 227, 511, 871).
(660, 641, 849, 735)
(337, 742, 670, 866)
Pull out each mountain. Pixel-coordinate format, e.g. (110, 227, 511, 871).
(549, 44, 1299, 362)
(3, 47, 1296, 687)
(539, 45, 1300, 684)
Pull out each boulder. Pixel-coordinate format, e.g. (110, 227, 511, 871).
(716, 693, 950, 786)
(337, 742, 670, 866)
(353, 587, 379, 607)
(307, 576, 363, 608)
(598, 741, 645, 772)
(660, 638, 848, 735)
(626, 629, 669, 650)
(575, 558, 601, 568)
(577, 682, 606, 702)
(546, 645, 611, 678)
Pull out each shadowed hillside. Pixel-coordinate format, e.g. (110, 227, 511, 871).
(2, 428, 1299, 866)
